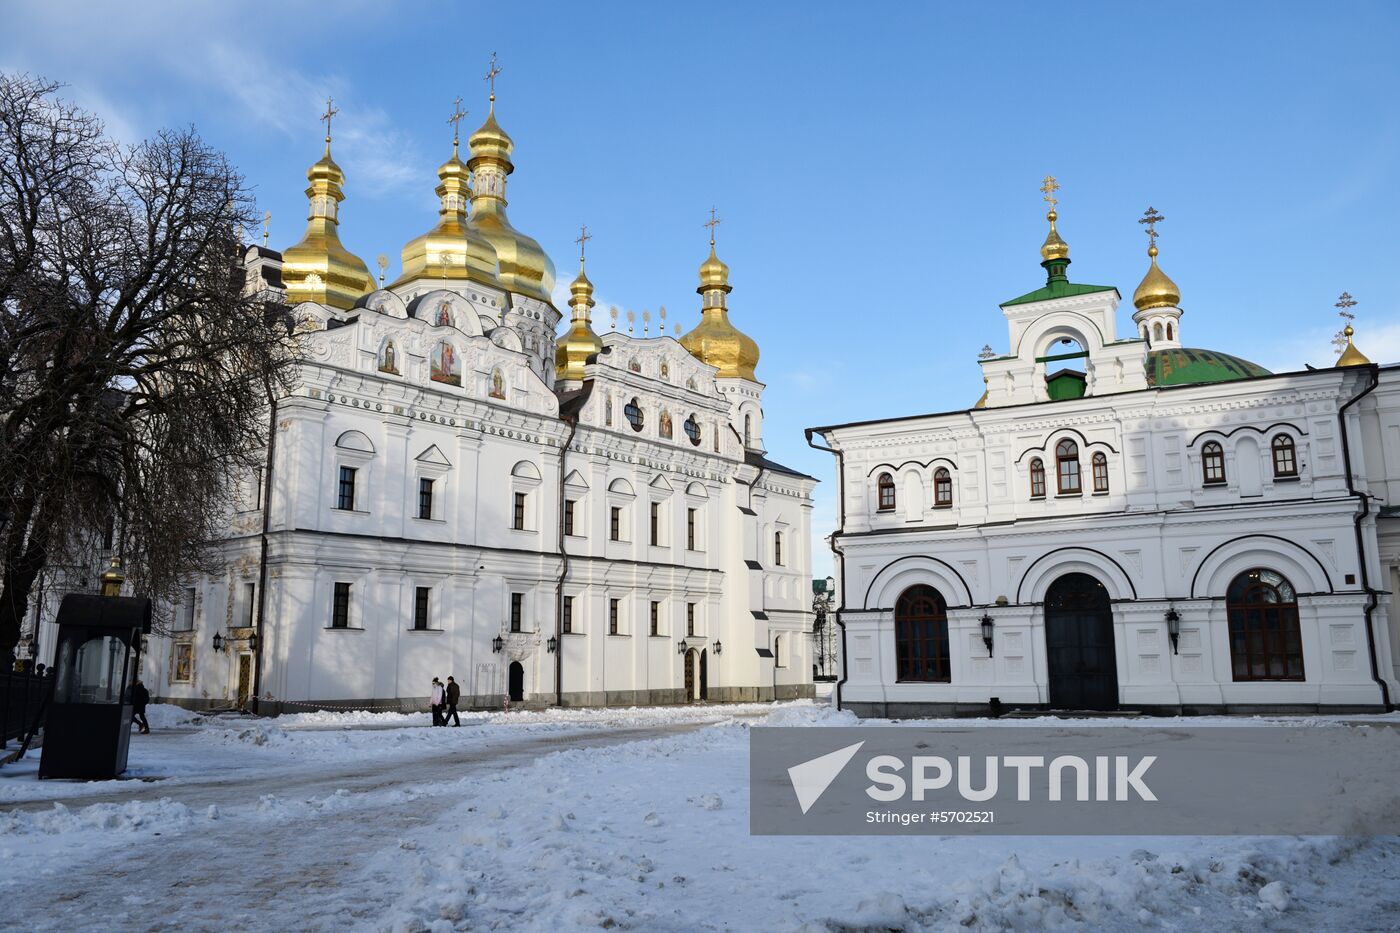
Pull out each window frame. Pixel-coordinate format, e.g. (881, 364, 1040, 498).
(331, 582, 352, 629)
(1202, 441, 1226, 486)
(336, 466, 357, 511)
(650, 501, 661, 547)
(562, 595, 574, 634)
(1091, 452, 1109, 494)
(510, 592, 524, 633)
(1029, 458, 1046, 499)
(1055, 439, 1081, 495)
(513, 491, 528, 530)
(774, 531, 784, 567)
(933, 467, 953, 507)
(609, 597, 620, 635)
(563, 498, 577, 537)
(624, 397, 644, 432)
(877, 472, 896, 512)
(649, 600, 660, 637)
(610, 505, 623, 542)
(417, 477, 435, 520)
(413, 586, 431, 631)
(1271, 435, 1298, 478)
(686, 602, 696, 637)
(1226, 568, 1305, 682)
(894, 584, 951, 683)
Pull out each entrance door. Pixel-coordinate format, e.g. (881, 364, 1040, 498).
(699, 649, 708, 701)
(683, 650, 696, 702)
(507, 661, 524, 702)
(236, 654, 252, 708)
(1044, 573, 1118, 710)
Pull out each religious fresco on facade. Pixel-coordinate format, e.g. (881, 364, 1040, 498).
(490, 368, 505, 399)
(434, 301, 453, 328)
(378, 339, 399, 375)
(660, 410, 673, 439)
(430, 342, 460, 386)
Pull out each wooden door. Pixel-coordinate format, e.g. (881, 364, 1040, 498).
(1044, 573, 1118, 710)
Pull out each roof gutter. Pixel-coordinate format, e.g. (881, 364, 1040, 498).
(1338, 363, 1390, 710)
(805, 428, 847, 711)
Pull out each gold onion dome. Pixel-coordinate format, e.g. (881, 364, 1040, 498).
(1040, 209, 1070, 262)
(1336, 325, 1372, 367)
(391, 128, 501, 289)
(281, 134, 374, 310)
(680, 239, 759, 381)
(556, 255, 603, 382)
(1133, 244, 1181, 311)
(463, 97, 557, 303)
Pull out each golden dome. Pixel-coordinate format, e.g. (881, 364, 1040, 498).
(463, 98, 557, 303)
(281, 140, 374, 310)
(390, 136, 501, 289)
(1040, 209, 1070, 262)
(555, 258, 603, 382)
(1133, 245, 1181, 311)
(679, 240, 759, 381)
(1336, 325, 1372, 367)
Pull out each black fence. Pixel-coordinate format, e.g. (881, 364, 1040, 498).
(1, 669, 53, 747)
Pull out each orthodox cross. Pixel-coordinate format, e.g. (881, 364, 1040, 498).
(704, 207, 722, 245)
(376, 254, 389, 287)
(1336, 291, 1357, 314)
(447, 96, 467, 145)
(1139, 206, 1165, 248)
(262, 210, 271, 247)
(485, 52, 502, 99)
(1040, 175, 1060, 211)
(1333, 291, 1358, 352)
(575, 223, 592, 262)
(321, 97, 339, 144)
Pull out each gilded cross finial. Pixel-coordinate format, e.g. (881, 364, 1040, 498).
(704, 207, 722, 246)
(262, 210, 271, 247)
(1336, 291, 1357, 312)
(575, 224, 592, 263)
(447, 96, 467, 146)
(1332, 291, 1358, 353)
(1040, 175, 1060, 212)
(320, 97, 339, 147)
(376, 254, 389, 287)
(485, 52, 502, 102)
(1139, 206, 1165, 248)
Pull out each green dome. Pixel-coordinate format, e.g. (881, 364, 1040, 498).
(1147, 348, 1271, 387)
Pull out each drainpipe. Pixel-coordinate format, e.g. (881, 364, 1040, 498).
(805, 429, 847, 711)
(251, 393, 278, 716)
(1337, 363, 1390, 710)
(554, 412, 580, 707)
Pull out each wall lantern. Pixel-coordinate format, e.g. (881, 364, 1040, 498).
(677, 641, 688, 656)
(248, 632, 259, 652)
(979, 613, 995, 657)
(212, 632, 225, 653)
(1165, 607, 1181, 655)
(713, 640, 723, 656)
(492, 635, 504, 654)
(546, 636, 558, 653)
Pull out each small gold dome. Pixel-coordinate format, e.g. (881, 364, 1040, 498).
(1133, 245, 1181, 311)
(390, 139, 501, 289)
(555, 260, 603, 382)
(680, 241, 758, 381)
(1040, 209, 1070, 262)
(1336, 324, 1372, 367)
(282, 141, 374, 310)
(464, 99, 556, 303)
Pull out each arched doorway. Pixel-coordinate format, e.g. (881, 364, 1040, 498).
(894, 585, 950, 682)
(507, 661, 524, 703)
(683, 649, 697, 702)
(699, 649, 708, 701)
(1044, 573, 1118, 710)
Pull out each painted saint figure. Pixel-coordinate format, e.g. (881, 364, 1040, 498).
(660, 410, 673, 439)
(431, 342, 460, 386)
(490, 368, 505, 399)
(379, 339, 399, 374)
(435, 301, 452, 328)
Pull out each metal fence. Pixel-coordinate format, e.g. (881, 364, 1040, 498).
(1, 669, 53, 747)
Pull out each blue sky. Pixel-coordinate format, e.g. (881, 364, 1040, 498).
(6, 1, 1399, 574)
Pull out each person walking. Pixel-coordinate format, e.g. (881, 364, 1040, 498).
(131, 678, 150, 734)
(429, 677, 444, 726)
(443, 676, 460, 727)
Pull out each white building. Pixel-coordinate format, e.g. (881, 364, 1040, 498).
(140, 95, 816, 712)
(809, 191, 1399, 716)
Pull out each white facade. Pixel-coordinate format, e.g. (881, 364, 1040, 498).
(812, 257, 1400, 716)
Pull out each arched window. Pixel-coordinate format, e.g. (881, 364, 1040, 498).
(1202, 441, 1226, 485)
(1142, 325, 1149, 340)
(624, 397, 644, 432)
(743, 414, 752, 447)
(1029, 458, 1046, 499)
(1056, 439, 1080, 494)
(894, 585, 950, 683)
(933, 468, 952, 507)
(1166, 322, 1174, 341)
(877, 472, 896, 511)
(1153, 322, 1164, 342)
(683, 415, 701, 446)
(1271, 435, 1297, 477)
(1092, 452, 1109, 493)
(1227, 568, 1304, 681)
(774, 531, 784, 566)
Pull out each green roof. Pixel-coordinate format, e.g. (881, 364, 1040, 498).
(1147, 348, 1271, 387)
(1001, 280, 1118, 308)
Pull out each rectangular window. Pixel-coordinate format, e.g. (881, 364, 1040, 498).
(774, 533, 784, 567)
(175, 586, 196, 632)
(243, 582, 256, 627)
(610, 506, 622, 542)
(332, 582, 351, 628)
(171, 643, 193, 682)
(650, 600, 660, 637)
(562, 595, 573, 634)
(650, 502, 660, 546)
(253, 467, 263, 510)
(564, 499, 576, 537)
(414, 586, 430, 630)
(510, 593, 523, 633)
(337, 466, 357, 511)
(513, 492, 527, 530)
(686, 508, 697, 550)
(686, 602, 696, 637)
(609, 598, 619, 635)
(418, 478, 434, 520)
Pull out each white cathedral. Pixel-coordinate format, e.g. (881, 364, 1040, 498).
(810, 185, 1400, 716)
(140, 92, 816, 712)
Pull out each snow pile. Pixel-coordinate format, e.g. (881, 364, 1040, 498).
(0, 798, 196, 837)
(142, 704, 212, 729)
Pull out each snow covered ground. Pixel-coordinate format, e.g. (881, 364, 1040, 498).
(1, 702, 1398, 931)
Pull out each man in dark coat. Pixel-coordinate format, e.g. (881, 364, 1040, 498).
(131, 679, 150, 734)
(444, 676, 461, 727)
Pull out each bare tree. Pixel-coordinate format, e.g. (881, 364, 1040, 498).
(0, 74, 297, 658)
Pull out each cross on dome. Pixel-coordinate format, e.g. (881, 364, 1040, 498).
(1139, 206, 1165, 248)
(704, 207, 722, 245)
(575, 223, 592, 262)
(320, 97, 339, 145)
(1040, 175, 1059, 210)
(447, 96, 467, 145)
(485, 51, 502, 102)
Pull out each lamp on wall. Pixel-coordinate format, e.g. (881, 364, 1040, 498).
(212, 632, 224, 653)
(824, 575, 835, 594)
(248, 632, 259, 652)
(979, 613, 995, 657)
(546, 636, 558, 653)
(492, 635, 504, 654)
(1165, 607, 1181, 655)
(713, 640, 722, 656)
(677, 640, 688, 656)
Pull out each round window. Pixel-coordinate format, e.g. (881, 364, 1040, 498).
(624, 398, 644, 432)
(683, 415, 701, 446)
